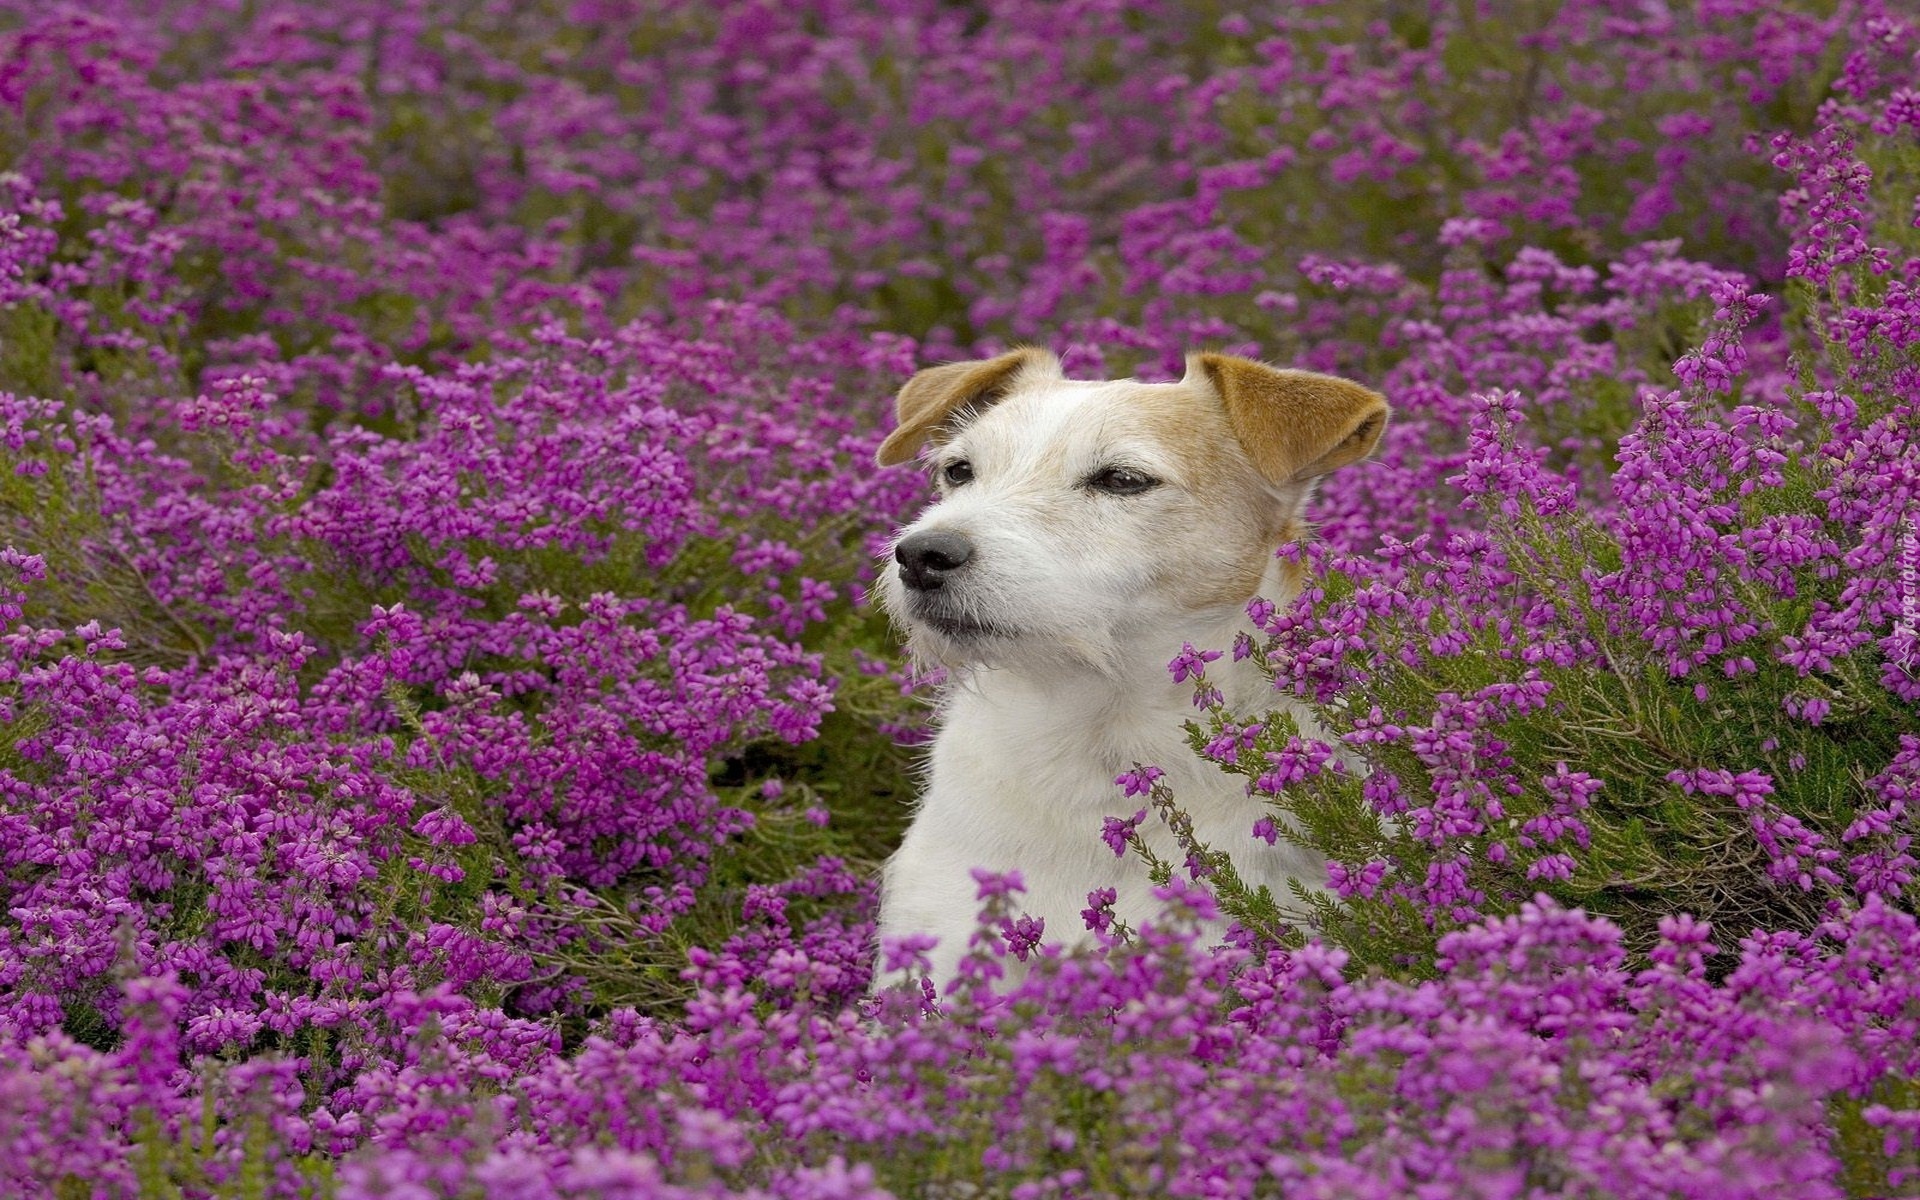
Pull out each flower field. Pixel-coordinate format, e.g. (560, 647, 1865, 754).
(1, 0, 1919, 1194)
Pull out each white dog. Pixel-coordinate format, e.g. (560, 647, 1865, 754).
(872, 347, 1387, 991)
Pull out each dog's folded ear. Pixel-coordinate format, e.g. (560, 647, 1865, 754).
(1185, 353, 1389, 483)
(876, 347, 1062, 466)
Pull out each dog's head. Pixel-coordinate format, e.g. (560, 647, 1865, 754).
(875, 348, 1387, 672)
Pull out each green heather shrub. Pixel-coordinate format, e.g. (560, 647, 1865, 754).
(1157, 119, 1920, 974)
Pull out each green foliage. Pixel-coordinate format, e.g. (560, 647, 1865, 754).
(1170, 172, 1920, 978)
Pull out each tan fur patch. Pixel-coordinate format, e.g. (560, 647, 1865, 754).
(1126, 382, 1288, 610)
(1186, 353, 1388, 483)
(875, 347, 1062, 466)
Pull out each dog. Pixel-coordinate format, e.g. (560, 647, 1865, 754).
(871, 347, 1387, 991)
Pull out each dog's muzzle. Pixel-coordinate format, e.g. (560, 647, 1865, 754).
(894, 529, 973, 592)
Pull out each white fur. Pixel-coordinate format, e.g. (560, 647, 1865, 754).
(872, 367, 1335, 992)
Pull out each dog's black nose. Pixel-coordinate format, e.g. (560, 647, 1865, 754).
(895, 530, 974, 591)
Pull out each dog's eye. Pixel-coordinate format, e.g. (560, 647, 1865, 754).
(1086, 466, 1159, 496)
(941, 460, 975, 487)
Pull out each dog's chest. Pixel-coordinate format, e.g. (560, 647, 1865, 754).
(898, 673, 1312, 949)
(933, 683, 1206, 811)
(921, 676, 1277, 879)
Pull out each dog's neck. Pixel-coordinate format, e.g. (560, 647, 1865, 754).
(945, 555, 1299, 723)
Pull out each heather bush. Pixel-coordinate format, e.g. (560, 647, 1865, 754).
(1, 0, 1919, 1195)
(0, 311, 925, 1029)
(1166, 86, 1920, 973)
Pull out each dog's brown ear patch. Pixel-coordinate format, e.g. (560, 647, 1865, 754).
(1186, 352, 1388, 483)
(876, 348, 1061, 466)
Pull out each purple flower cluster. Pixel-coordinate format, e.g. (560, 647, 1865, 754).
(14, 881, 1920, 1196)
(0, 0, 1918, 1194)
(1244, 87, 1919, 952)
